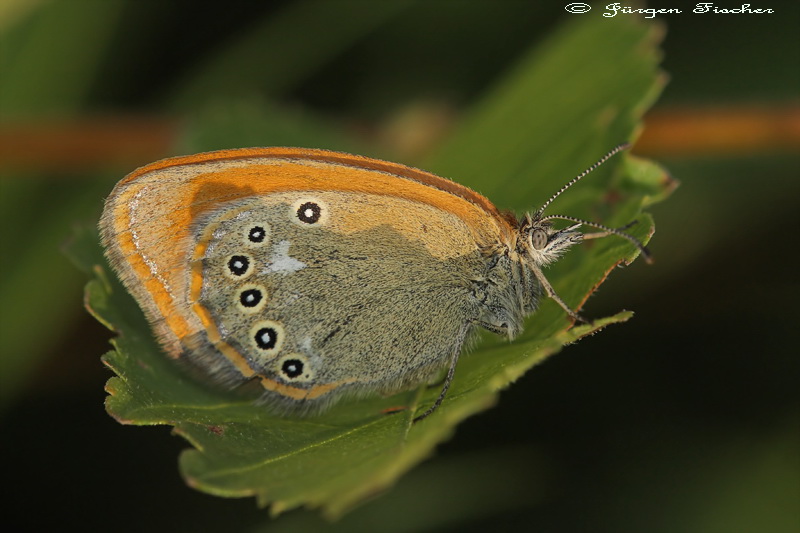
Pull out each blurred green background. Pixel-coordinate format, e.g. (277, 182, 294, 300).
(1, 1, 797, 532)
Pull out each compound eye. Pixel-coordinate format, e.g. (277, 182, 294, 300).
(531, 228, 548, 250)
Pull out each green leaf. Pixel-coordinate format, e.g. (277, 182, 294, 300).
(76, 14, 673, 518)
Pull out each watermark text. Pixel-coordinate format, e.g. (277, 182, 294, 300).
(565, 3, 775, 17)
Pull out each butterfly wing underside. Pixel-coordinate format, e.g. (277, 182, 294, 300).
(188, 190, 489, 413)
(100, 149, 515, 414)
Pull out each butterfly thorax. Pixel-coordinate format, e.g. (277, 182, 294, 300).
(471, 240, 539, 340)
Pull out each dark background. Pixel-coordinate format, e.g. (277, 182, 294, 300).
(1, 1, 797, 532)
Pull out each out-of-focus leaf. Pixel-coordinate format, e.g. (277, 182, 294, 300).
(169, 0, 419, 107)
(0, 0, 127, 405)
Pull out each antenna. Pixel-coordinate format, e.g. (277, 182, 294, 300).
(536, 143, 630, 217)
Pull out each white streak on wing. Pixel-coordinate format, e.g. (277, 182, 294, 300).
(300, 337, 312, 350)
(207, 226, 227, 256)
(129, 186, 173, 296)
(263, 240, 306, 274)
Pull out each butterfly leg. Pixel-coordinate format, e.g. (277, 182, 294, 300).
(413, 323, 471, 423)
(529, 265, 589, 324)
